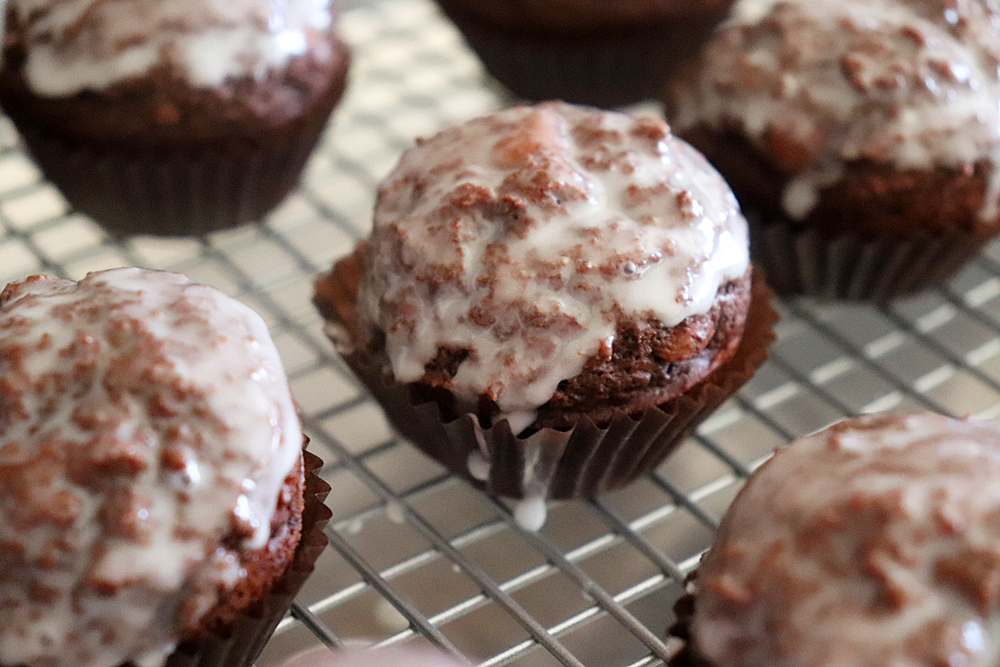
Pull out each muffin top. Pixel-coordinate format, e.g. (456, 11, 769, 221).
(6, 0, 337, 96)
(0, 268, 303, 667)
(670, 0, 1000, 219)
(355, 102, 749, 433)
(693, 412, 1000, 667)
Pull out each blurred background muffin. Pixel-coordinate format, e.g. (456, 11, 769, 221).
(433, 0, 735, 107)
(670, 412, 1000, 667)
(0, 0, 350, 236)
(667, 0, 1000, 299)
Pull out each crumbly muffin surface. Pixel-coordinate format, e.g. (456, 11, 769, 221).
(0, 268, 303, 667)
(694, 412, 1000, 667)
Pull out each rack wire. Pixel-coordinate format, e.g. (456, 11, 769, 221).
(1, 1, 999, 665)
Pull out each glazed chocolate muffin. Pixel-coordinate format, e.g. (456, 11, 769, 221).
(668, 0, 1000, 298)
(670, 412, 1000, 667)
(315, 102, 775, 501)
(0, 269, 324, 667)
(0, 0, 350, 236)
(433, 0, 735, 107)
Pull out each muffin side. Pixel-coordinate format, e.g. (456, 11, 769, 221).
(167, 449, 332, 667)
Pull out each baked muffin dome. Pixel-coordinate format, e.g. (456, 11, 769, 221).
(0, 268, 305, 667)
(0, 0, 350, 235)
(683, 412, 1000, 667)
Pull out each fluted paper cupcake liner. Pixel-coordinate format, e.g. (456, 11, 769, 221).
(165, 450, 332, 667)
(434, 3, 719, 108)
(339, 274, 777, 500)
(16, 115, 331, 237)
(749, 215, 990, 300)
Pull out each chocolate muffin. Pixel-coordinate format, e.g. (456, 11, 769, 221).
(0, 268, 330, 667)
(667, 0, 1000, 298)
(670, 412, 1000, 667)
(314, 102, 776, 501)
(0, 0, 350, 236)
(433, 0, 735, 107)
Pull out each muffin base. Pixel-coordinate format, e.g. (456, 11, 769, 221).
(166, 450, 332, 667)
(3, 43, 350, 236)
(749, 213, 989, 300)
(333, 274, 776, 500)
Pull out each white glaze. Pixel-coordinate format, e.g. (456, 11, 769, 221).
(8, 0, 335, 95)
(0, 268, 303, 667)
(466, 450, 492, 481)
(513, 496, 548, 532)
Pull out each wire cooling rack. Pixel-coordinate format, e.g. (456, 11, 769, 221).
(1, 1, 1000, 665)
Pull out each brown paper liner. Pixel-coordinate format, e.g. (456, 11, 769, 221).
(17, 120, 331, 237)
(165, 450, 332, 667)
(339, 273, 777, 500)
(748, 214, 991, 301)
(9, 47, 349, 237)
(434, 3, 722, 108)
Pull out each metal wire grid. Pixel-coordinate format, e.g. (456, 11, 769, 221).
(1, 0, 999, 665)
